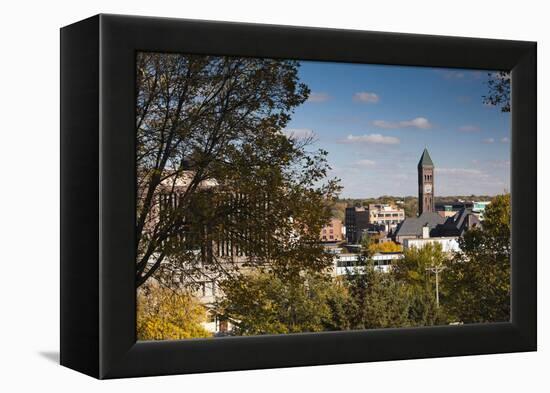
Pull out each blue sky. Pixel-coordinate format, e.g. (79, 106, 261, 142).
(285, 61, 511, 198)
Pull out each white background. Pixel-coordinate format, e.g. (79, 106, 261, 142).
(0, 0, 546, 390)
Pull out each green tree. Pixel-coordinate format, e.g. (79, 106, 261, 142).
(338, 238, 412, 329)
(137, 284, 211, 340)
(444, 194, 511, 323)
(391, 243, 447, 326)
(344, 265, 411, 329)
(360, 233, 375, 259)
(218, 272, 348, 335)
(392, 243, 446, 289)
(136, 52, 340, 288)
(402, 196, 419, 217)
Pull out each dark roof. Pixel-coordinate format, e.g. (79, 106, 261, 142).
(394, 212, 445, 238)
(418, 148, 434, 167)
(437, 208, 481, 236)
(395, 208, 481, 240)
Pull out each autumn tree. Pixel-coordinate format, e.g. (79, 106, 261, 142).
(136, 52, 340, 289)
(137, 284, 211, 340)
(368, 240, 402, 254)
(443, 194, 511, 323)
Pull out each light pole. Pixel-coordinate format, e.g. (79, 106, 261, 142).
(426, 260, 446, 308)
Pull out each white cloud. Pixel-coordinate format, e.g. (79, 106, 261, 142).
(353, 92, 380, 103)
(307, 92, 330, 103)
(501, 136, 510, 143)
(437, 70, 465, 79)
(283, 128, 316, 140)
(342, 133, 400, 145)
(471, 159, 510, 170)
(482, 138, 495, 144)
(354, 159, 376, 167)
(435, 69, 486, 83)
(435, 167, 508, 196)
(436, 69, 483, 80)
(458, 125, 481, 132)
(373, 117, 433, 130)
(436, 168, 487, 177)
(489, 159, 510, 169)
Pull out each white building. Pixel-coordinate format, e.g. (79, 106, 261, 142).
(333, 251, 403, 275)
(372, 252, 404, 272)
(403, 237, 460, 253)
(472, 201, 491, 221)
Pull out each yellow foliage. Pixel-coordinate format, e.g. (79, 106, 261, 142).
(137, 284, 212, 340)
(369, 241, 402, 254)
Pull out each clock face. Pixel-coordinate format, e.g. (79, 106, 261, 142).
(424, 184, 432, 194)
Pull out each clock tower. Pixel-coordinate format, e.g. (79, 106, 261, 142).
(418, 148, 434, 215)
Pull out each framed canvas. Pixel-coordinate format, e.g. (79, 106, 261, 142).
(60, 14, 536, 379)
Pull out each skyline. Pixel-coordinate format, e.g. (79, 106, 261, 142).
(285, 61, 511, 198)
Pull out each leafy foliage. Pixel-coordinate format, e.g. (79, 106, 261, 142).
(136, 52, 340, 288)
(443, 194, 511, 323)
(369, 240, 402, 254)
(218, 272, 348, 335)
(217, 239, 449, 336)
(391, 243, 447, 325)
(483, 71, 511, 112)
(344, 265, 411, 329)
(392, 243, 446, 289)
(360, 234, 374, 259)
(137, 284, 211, 340)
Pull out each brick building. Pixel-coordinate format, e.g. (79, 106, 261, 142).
(320, 218, 344, 242)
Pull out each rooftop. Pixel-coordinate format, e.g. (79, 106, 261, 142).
(394, 212, 446, 238)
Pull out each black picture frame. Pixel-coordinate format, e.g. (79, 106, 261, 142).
(60, 14, 537, 379)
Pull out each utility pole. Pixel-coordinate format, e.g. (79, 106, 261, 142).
(426, 262, 446, 308)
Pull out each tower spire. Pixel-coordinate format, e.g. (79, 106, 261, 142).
(418, 149, 435, 215)
(418, 147, 434, 168)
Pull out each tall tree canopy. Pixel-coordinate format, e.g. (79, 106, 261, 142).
(136, 53, 339, 288)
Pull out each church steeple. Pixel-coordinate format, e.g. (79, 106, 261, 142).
(418, 148, 435, 215)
